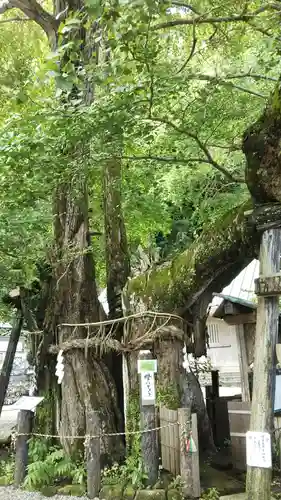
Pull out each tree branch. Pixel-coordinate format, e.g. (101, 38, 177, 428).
(246, 20, 275, 38)
(207, 142, 241, 151)
(176, 22, 197, 74)
(0, 0, 59, 46)
(222, 72, 278, 82)
(0, 15, 29, 22)
(123, 154, 244, 181)
(150, 117, 244, 183)
(124, 155, 207, 164)
(126, 200, 257, 315)
(180, 73, 267, 98)
(153, 4, 281, 30)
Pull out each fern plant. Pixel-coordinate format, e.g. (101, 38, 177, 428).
(28, 437, 51, 462)
(23, 442, 86, 491)
(0, 459, 15, 485)
(102, 455, 147, 489)
(201, 488, 220, 500)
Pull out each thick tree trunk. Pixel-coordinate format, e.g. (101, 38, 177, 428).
(45, 180, 124, 462)
(242, 78, 281, 500)
(103, 153, 130, 434)
(124, 351, 140, 454)
(155, 339, 184, 410)
(243, 79, 281, 205)
(182, 370, 216, 454)
(28, 0, 126, 460)
(155, 338, 215, 454)
(104, 154, 130, 318)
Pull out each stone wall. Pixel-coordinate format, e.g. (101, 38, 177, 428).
(0, 335, 32, 404)
(98, 482, 181, 500)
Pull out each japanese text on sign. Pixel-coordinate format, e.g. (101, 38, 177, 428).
(246, 431, 272, 469)
(141, 371, 156, 405)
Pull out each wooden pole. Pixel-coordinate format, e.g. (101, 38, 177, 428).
(139, 351, 158, 486)
(178, 407, 193, 497)
(86, 410, 101, 499)
(211, 370, 219, 399)
(236, 324, 250, 402)
(191, 413, 201, 498)
(211, 369, 219, 445)
(0, 310, 23, 415)
(246, 228, 281, 500)
(14, 409, 33, 486)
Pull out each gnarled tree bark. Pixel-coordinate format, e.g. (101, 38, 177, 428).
(47, 180, 124, 461)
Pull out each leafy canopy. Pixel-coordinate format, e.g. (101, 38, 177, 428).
(0, 0, 280, 295)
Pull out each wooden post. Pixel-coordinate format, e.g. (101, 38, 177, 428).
(139, 351, 158, 486)
(86, 410, 101, 499)
(191, 413, 201, 498)
(178, 407, 193, 497)
(205, 385, 214, 429)
(246, 228, 281, 500)
(236, 324, 250, 402)
(14, 409, 33, 486)
(0, 311, 23, 415)
(211, 370, 219, 399)
(211, 369, 219, 445)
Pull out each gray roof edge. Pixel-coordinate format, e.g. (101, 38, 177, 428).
(212, 293, 257, 310)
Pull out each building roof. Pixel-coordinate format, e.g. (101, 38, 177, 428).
(212, 293, 257, 319)
(209, 259, 259, 316)
(213, 293, 257, 310)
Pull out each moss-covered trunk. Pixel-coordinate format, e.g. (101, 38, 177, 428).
(155, 339, 184, 409)
(125, 351, 140, 456)
(126, 201, 258, 316)
(243, 78, 281, 205)
(124, 203, 258, 457)
(155, 338, 215, 454)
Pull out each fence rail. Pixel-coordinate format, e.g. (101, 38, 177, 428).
(13, 406, 201, 498)
(159, 406, 200, 497)
(159, 406, 180, 476)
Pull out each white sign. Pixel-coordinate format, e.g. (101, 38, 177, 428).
(141, 371, 156, 405)
(137, 359, 157, 374)
(246, 431, 272, 469)
(55, 350, 64, 384)
(8, 396, 44, 412)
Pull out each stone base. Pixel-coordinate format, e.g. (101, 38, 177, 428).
(220, 494, 275, 499)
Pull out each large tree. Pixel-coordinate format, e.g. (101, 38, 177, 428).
(1, 0, 281, 459)
(0, 0, 130, 460)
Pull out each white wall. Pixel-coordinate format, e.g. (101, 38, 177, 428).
(206, 318, 239, 373)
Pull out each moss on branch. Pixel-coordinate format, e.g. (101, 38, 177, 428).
(126, 199, 258, 314)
